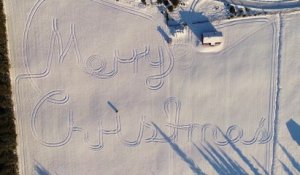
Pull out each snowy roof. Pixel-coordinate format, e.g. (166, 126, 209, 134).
(202, 31, 223, 45)
(202, 31, 223, 38)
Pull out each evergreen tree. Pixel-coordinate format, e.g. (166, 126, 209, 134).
(170, 0, 179, 7)
(0, 0, 18, 174)
(167, 5, 173, 12)
(229, 5, 236, 16)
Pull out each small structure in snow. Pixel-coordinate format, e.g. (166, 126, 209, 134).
(202, 31, 223, 46)
(107, 101, 118, 113)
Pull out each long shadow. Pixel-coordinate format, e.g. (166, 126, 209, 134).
(151, 123, 266, 174)
(152, 122, 205, 175)
(179, 11, 218, 45)
(194, 140, 269, 175)
(194, 143, 247, 175)
(279, 160, 293, 175)
(220, 130, 261, 175)
(252, 156, 269, 175)
(34, 162, 51, 175)
(286, 119, 300, 145)
(157, 26, 171, 43)
(162, 10, 218, 45)
(278, 143, 300, 173)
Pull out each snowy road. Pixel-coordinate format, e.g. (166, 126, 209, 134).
(226, 0, 300, 9)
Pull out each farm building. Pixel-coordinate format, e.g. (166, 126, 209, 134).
(202, 31, 223, 46)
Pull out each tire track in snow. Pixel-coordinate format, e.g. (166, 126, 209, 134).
(207, 17, 278, 172)
(190, 0, 200, 11)
(215, 17, 278, 172)
(59, 24, 83, 64)
(263, 17, 277, 174)
(22, 0, 46, 94)
(91, 0, 153, 21)
(215, 18, 272, 55)
(271, 13, 283, 175)
(225, 0, 300, 10)
(30, 90, 74, 147)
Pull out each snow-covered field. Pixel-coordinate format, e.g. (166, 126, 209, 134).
(3, 0, 300, 174)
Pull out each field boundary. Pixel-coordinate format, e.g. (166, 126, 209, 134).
(0, 0, 18, 174)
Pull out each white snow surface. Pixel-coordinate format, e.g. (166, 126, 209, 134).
(3, 0, 300, 174)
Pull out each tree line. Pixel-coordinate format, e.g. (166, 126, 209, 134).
(141, 0, 180, 12)
(0, 0, 18, 174)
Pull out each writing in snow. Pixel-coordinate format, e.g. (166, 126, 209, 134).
(31, 90, 272, 150)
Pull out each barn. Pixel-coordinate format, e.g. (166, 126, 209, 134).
(202, 31, 223, 46)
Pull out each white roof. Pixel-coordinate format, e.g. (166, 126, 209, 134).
(202, 31, 223, 38)
(202, 31, 223, 45)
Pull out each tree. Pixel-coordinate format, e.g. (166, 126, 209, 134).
(167, 5, 173, 12)
(229, 5, 236, 16)
(0, 1, 18, 174)
(163, 0, 169, 6)
(170, 0, 179, 7)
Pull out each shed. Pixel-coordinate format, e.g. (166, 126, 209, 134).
(202, 31, 223, 46)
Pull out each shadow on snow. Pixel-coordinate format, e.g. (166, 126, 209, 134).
(278, 142, 300, 173)
(157, 9, 218, 45)
(152, 123, 268, 175)
(152, 122, 205, 175)
(286, 119, 300, 145)
(34, 162, 51, 175)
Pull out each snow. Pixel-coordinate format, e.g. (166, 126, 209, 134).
(227, 0, 300, 10)
(3, 0, 300, 174)
(273, 12, 300, 174)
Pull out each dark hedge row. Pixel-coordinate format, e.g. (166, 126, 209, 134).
(0, 0, 18, 175)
